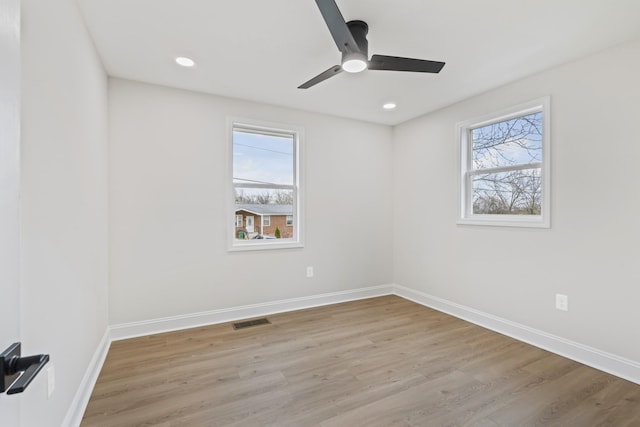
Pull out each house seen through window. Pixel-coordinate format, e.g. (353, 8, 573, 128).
(230, 120, 302, 248)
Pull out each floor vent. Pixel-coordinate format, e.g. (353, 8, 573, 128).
(232, 318, 271, 330)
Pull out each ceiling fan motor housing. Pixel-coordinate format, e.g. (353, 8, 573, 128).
(341, 20, 369, 71)
(345, 20, 368, 57)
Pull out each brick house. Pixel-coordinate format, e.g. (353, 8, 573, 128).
(234, 203, 294, 239)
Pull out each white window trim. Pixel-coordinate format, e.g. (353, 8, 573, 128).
(263, 215, 271, 227)
(227, 117, 305, 251)
(235, 214, 243, 228)
(456, 97, 551, 228)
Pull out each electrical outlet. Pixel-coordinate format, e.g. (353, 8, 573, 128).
(555, 294, 569, 311)
(47, 365, 55, 398)
(306, 266, 314, 278)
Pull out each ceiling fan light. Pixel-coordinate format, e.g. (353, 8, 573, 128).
(342, 53, 367, 73)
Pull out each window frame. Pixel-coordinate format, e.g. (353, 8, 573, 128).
(263, 215, 271, 227)
(457, 97, 551, 228)
(227, 117, 304, 251)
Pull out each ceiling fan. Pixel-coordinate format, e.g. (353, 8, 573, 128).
(299, 0, 445, 89)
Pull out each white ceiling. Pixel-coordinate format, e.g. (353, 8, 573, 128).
(77, 0, 640, 126)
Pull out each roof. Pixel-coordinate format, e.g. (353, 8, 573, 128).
(235, 204, 293, 216)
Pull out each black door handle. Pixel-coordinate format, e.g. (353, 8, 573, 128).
(1, 342, 50, 395)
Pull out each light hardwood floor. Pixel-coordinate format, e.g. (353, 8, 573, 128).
(82, 296, 640, 426)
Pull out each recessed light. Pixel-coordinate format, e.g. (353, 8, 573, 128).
(383, 102, 397, 110)
(175, 56, 195, 67)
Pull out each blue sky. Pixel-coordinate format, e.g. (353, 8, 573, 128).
(472, 112, 542, 169)
(233, 130, 294, 186)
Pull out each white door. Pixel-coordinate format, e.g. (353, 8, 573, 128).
(0, 0, 22, 424)
(245, 216, 254, 233)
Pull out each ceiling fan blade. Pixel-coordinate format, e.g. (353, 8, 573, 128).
(298, 65, 343, 89)
(315, 0, 360, 55)
(368, 54, 445, 73)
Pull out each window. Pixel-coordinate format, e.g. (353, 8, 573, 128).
(458, 97, 550, 228)
(235, 215, 243, 228)
(229, 118, 303, 250)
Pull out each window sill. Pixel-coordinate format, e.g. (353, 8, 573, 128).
(228, 241, 304, 252)
(457, 216, 549, 229)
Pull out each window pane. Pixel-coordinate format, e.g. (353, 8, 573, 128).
(234, 187, 294, 240)
(472, 112, 542, 170)
(233, 130, 294, 186)
(472, 168, 541, 215)
(230, 120, 302, 248)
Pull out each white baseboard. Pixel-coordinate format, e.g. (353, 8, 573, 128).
(393, 284, 640, 385)
(62, 328, 111, 427)
(110, 284, 394, 341)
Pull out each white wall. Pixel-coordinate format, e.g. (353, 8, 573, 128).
(393, 39, 640, 363)
(0, 0, 21, 424)
(108, 79, 394, 325)
(20, 0, 109, 425)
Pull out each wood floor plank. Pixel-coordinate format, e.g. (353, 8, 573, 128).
(82, 295, 640, 426)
